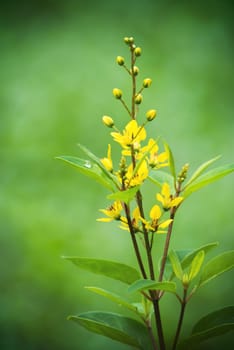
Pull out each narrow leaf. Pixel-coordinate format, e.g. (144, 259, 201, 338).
(128, 279, 176, 294)
(181, 306, 234, 348)
(199, 250, 234, 287)
(56, 156, 115, 191)
(181, 242, 219, 271)
(167, 242, 219, 281)
(183, 163, 234, 198)
(85, 287, 139, 314)
(169, 250, 183, 280)
(188, 250, 205, 281)
(77, 143, 119, 187)
(184, 155, 221, 188)
(164, 141, 176, 184)
(69, 312, 153, 350)
(63, 257, 140, 285)
(107, 186, 140, 203)
(148, 170, 174, 192)
(192, 306, 234, 334)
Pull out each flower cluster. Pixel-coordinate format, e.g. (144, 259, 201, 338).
(97, 36, 183, 236)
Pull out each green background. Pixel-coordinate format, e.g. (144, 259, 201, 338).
(1, 0, 233, 349)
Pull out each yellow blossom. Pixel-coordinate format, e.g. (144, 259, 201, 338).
(146, 139, 169, 168)
(125, 160, 149, 187)
(97, 201, 122, 222)
(119, 207, 141, 232)
(141, 205, 172, 233)
(100, 144, 113, 172)
(111, 120, 146, 150)
(156, 183, 183, 210)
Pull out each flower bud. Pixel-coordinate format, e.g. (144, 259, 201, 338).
(102, 115, 114, 128)
(116, 56, 125, 66)
(112, 88, 122, 99)
(134, 47, 142, 57)
(131, 66, 139, 76)
(146, 109, 157, 121)
(135, 94, 143, 104)
(143, 78, 152, 88)
(124, 36, 134, 45)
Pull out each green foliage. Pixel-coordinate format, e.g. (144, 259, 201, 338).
(85, 287, 140, 315)
(69, 312, 153, 350)
(180, 306, 234, 348)
(107, 186, 140, 203)
(199, 250, 234, 287)
(148, 170, 174, 191)
(56, 156, 115, 191)
(188, 250, 205, 281)
(63, 257, 140, 285)
(164, 141, 177, 186)
(128, 279, 177, 294)
(183, 163, 234, 198)
(184, 155, 221, 188)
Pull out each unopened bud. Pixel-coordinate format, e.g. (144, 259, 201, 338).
(146, 109, 157, 121)
(182, 273, 189, 288)
(135, 94, 143, 104)
(143, 78, 152, 88)
(131, 66, 139, 76)
(177, 163, 189, 183)
(116, 56, 125, 66)
(113, 88, 122, 99)
(134, 47, 142, 57)
(102, 115, 114, 128)
(124, 36, 134, 45)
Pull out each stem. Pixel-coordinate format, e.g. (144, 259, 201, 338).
(123, 202, 147, 279)
(120, 98, 132, 117)
(145, 319, 158, 350)
(151, 298, 166, 350)
(158, 207, 177, 282)
(136, 190, 155, 280)
(171, 289, 188, 350)
(130, 45, 136, 119)
(158, 185, 182, 283)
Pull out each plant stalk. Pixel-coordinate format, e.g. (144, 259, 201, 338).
(171, 289, 188, 350)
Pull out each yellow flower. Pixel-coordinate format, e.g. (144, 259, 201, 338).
(141, 205, 172, 233)
(125, 160, 149, 187)
(100, 144, 113, 172)
(147, 139, 169, 169)
(119, 207, 141, 232)
(111, 120, 146, 150)
(97, 201, 122, 222)
(156, 183, 183, 210)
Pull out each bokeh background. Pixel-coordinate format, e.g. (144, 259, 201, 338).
(1, 0, 234, 349)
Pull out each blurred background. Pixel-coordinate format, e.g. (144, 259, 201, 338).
(1, 0, 233, 349)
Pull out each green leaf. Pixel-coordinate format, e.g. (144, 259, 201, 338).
(77, 143, 119, 188)
(69, 312, 153, 350)
(128, 279, 176, 294)
(188, 250, 205, 281)
(181, 306, 234, 348)
(148, 170, 174, 192)
(169, 250, 183, 280)
(199, 250, 234, 287)
(63, 257, 140, 285)
(166, 242, 219, 281)
(85, 287, 140, 315)
(183, 163, 234, 198)
(164, 141, 176, 185)
(180, 242, 219, 271)
(107, 186, 140, 203)
(56, 156, 115, 191)
(184, 155, 221, 188)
